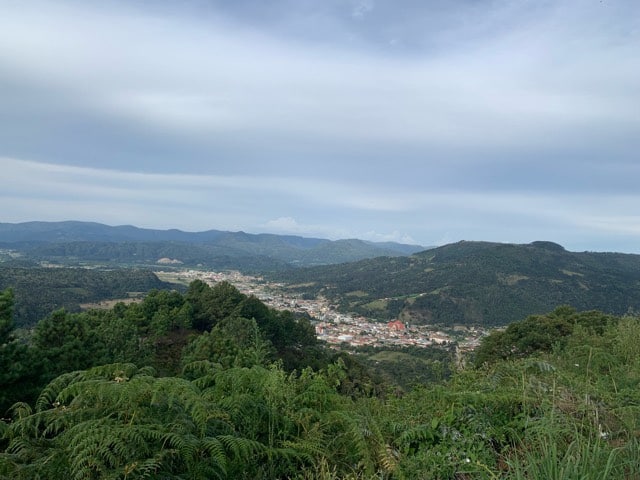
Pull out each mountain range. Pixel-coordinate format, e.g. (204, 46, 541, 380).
(0, 221, 426, 270)
(5, 222, 640, 328)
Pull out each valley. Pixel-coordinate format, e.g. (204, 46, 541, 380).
(2, 224, 640, 478)
(156, 268, 489, 351)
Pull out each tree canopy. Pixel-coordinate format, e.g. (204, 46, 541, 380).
(2, 281, 640, 479)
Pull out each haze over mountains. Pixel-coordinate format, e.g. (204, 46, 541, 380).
(4, 221, 640, 328)
(0, 221, 426, 270)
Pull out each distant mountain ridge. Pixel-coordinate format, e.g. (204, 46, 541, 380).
(0, 221, 227, 243)
(0, 221, 426, 269)
(272, 240, 640, 326)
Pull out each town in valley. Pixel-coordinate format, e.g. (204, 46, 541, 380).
(157, 268, 488, 353)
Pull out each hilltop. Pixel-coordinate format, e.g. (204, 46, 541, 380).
(272, 240, 640, 326)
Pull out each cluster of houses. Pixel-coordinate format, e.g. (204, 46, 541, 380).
(315, 316, 452, 348)
(158, 269, 487, 351)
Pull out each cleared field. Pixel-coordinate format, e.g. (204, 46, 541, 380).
(80, 296, 142, 310)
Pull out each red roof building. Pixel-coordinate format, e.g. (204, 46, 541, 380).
(387, 320, 405, 331)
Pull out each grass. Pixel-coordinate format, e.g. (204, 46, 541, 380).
(505, 435, 628, 480)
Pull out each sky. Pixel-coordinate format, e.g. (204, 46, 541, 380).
(1, 0, 639, 252)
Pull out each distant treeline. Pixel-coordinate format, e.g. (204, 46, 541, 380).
(10, 241, 291, 272)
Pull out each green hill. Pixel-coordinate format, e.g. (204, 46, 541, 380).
(272, 240, 640, 326)
(0, 266, 176, 327)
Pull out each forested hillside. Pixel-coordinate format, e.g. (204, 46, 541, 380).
(0, 221, 425, 269)
(0, 266, 175, 327)
(0, 281, 322, 412)
(22, 241, 291, 272)
(273, 240, 640, 326)
(1, 285, 639, 479)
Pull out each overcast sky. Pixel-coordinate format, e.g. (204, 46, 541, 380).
(1, 0, 639, 251)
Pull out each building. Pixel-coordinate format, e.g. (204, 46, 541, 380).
(387, 320, 405, 331)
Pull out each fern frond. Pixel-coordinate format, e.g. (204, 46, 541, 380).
(397, 423, 438, 452)
(160, 431, 198, 463)
(36, 371, 84, 412)
(218, 434, 264, 459)
(182, 360, 221, 383)
(7, 402, 32, 420)
(199, 437, 228, 475)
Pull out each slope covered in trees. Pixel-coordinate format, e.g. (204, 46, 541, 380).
(1, 285, 639, 479)
(0, 266, 175, 327)
(272, 240, 640, 326)
(0, 281, 322, 412)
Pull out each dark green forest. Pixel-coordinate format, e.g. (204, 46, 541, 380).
(1, 283, 640, 479)
(273, 241, 640, 326)
(0, 266, 175, 327)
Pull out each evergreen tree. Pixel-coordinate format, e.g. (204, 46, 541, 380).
(0, 289, 14, 345)
(0, 289, 42, 413)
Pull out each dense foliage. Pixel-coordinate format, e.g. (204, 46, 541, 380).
(0, 266, 175, 327)
(0, 281, 322, 413)
(348, 345, 455, 391)
(2, 283, 640, 479)
(0, 289, 43, 410)
(272, 241, 640, 326)
(473, 306, 618, 366)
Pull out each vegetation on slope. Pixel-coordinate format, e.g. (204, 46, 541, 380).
(1, 283, 640, 479)
(0, 281, 322, 412)
(273, 240, 640, 326)
(0, 266, 176, 327)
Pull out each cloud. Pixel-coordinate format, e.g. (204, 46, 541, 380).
(264, 217, 302, 231)
(1, 1, 639, 252)
(1, 0, 637, 161)
(263, 218, 419, 245)
(362, 230, 417, 245)
(263, 217, 350, 239)
(351, 0, 374, 19)
(573, 213, 640, 236)
(5, 156, 640, 251)
(1, 157, 426, 219)
(2, 157, 428, 233)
